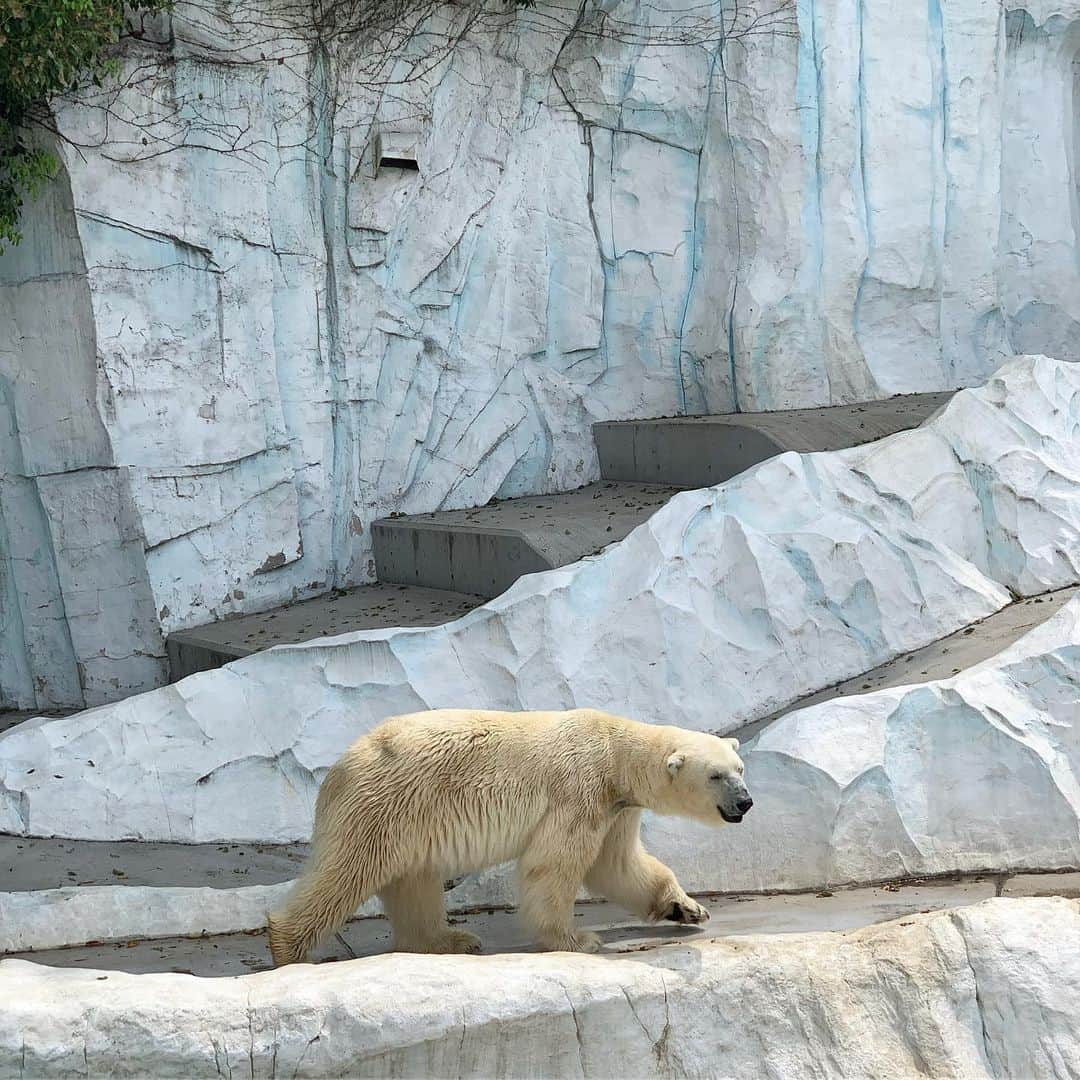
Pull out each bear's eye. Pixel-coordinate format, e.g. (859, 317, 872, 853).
(708, 771, 721, 781)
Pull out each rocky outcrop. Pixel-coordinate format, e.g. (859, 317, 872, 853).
(647, 591, 1080, 893)
(2, 897, 1077, 1077)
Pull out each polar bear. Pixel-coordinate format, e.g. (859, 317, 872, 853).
(267, 708, 751, 964)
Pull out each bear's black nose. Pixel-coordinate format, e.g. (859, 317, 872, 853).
(736, 796, 754, 814)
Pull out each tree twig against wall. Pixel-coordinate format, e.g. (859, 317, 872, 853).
(35, 0, 795, 173)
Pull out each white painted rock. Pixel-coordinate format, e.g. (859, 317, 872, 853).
(0, 869, 522, 954)
(655, 593, 1080, 894)
(2, 355, 1080, 844)
(1, 897, 1077, 1077)
(0, 883, 290, 954)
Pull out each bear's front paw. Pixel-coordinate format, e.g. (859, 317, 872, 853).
(657, 896, 710, 925)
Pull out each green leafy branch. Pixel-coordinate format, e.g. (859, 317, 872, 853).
(0, 0, 171, 250)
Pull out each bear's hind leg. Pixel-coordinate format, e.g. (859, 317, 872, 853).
(267, 856, 379, 966)
(379, 871, 482, 955)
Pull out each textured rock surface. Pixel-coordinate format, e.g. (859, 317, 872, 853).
(1, 897, 1078, 1077)
(652, 592, 1080, 894)
(2, 0, 1080, 708)
(0, 355, 1076, 846)
(5, 578, 1076, 950)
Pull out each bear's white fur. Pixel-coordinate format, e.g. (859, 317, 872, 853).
(267, 708, 751, 963)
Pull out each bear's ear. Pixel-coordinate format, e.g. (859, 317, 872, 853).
(666, 752, 685, 777)
(727, 737, 740, 751)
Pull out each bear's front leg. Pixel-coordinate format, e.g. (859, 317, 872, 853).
(585, 808, 710, 927)
(517, 815, 607, 953)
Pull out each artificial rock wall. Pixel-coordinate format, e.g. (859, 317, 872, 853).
(1, 0, 1078, 709)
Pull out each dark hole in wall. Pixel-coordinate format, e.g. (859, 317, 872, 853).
(379, 156, 419, 171)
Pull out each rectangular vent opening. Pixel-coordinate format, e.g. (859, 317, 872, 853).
(379, 156, 419, 171)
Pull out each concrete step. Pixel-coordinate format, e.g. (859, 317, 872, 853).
(159, 393, 950, 684)
(166, 583, 484, 681)
(594, 391, 954, 486)
(371, 482, 682, 597)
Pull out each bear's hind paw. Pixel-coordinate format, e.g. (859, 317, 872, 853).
(541, 929, 601, 953)
(407, 929, 483, 955)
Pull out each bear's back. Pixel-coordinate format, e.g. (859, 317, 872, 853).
(325, 709, 621, 873)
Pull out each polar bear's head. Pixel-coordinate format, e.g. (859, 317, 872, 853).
(663, 732, 752, 825)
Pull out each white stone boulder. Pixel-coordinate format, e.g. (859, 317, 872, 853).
(655, 592, 1080, 894)
(1, 355, 1078, 846)
(0, 883, 289, 955)
(1, 897, 1077, 1077)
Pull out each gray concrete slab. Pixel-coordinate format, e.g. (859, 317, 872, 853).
(594, 392, 953, 486)
(736, 586, 1080, 743)
(1001, 872, 1080, 898)
(166, 583, 485, 680)
(372, 482, 681, 597)
(0, 710, 72, 736)
(3, 876, 1004, 977)
(0, 836, 308, 892)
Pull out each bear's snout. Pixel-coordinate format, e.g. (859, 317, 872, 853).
(717, 777, 753, 822)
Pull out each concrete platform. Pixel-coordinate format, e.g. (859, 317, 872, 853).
(371, 482, 681, 597)
(1002, 872, 1080, 898)
(166, 582, 484, 680)
(2, 876, 1003, 977)
(594, 391, 953, 486)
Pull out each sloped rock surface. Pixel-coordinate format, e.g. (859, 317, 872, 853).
(1, 898, 1077, 1078)
(0, 355, 1076, 846)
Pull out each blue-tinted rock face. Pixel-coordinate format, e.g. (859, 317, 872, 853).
(1, 0, 1078, 707)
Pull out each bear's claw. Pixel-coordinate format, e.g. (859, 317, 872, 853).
(661, 898, 710, 925)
